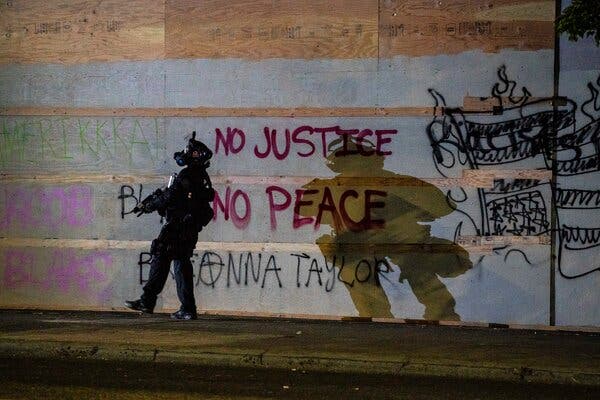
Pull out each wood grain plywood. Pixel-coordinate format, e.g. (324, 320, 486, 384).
(463, 96, 553, 112)
(0, 0, 165, 64)
(165, 0, 378, 59)
(379, 0, 554, 57)
(0, 105, 439, 117)
(0, 238, 479, 254)
(0, 172, 499, 189)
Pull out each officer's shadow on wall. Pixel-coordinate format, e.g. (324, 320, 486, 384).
(299, 137, 472, 320)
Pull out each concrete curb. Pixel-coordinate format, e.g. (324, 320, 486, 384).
(1, 341, 598, 387)
(4, 307, 600, 334)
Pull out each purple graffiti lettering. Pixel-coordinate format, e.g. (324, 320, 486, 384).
(0, 186, 94, 230)
(3, 250, 34, 289)
(65, 186, 94, 226)
(2, 249, 112, 296)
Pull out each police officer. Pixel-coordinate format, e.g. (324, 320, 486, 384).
(125, 132, 214, 320)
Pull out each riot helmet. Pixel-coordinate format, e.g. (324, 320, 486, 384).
(173, 131, 213, 168)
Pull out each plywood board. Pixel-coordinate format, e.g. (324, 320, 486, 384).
(379, 0, 554, 57)
(0, 171, 531, 188)
(165, 0, 378, 59)
(0, 0, 164, 64)
(463, 96, 553, 112)
(0, 106, 440, 117)
(0, 238, 470, 256)
(456, 235, 550, 253)
(0, 0, 554, 63)
(1, 0, 554, 64)
(462, 169, 552, 183)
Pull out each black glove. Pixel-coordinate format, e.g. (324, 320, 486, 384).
(132, 203, 146, 217)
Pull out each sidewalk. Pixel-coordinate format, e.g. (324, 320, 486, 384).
(0, 309, 598, 386)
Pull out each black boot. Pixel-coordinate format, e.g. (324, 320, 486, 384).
(170, 309, 197, 320)
(124, 299, 154, 314)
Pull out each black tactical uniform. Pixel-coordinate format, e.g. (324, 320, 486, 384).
(126, 133, 214, 320)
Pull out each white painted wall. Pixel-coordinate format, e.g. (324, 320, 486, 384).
(1, 41, 598, 326)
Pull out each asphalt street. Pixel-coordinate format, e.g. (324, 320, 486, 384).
(0, 309, 599, 399)
(1, 357, 598, 400)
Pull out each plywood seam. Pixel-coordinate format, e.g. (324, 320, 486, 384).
(0, 169, 551, 187)
(0, 106, 497, 117)
(0, 238, 483, 252)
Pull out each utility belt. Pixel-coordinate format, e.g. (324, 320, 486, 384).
(150, 219, 199, 258)
(166, 205, 214, 232)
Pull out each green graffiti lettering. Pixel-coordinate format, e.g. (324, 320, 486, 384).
(94, 120, 112, 158)
(77, 119, 98, 158)
(0, 118, 9, 165)
(111, 118, 132, 164)
(59, 118, 73, 159)
(130, 119, 155, 163)
(38, 119, 61, 160)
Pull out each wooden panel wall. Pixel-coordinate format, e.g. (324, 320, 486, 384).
(1, 0, 554, 64)
(379, 0, 554, 56)
(166, 0, 378, 59)
(0, 0, 165, 64)
(3, 0, 589, 326)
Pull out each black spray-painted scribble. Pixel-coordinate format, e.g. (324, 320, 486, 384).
(487, 190, 549, 236)
(119, 184, 144, 219)
(427, 65, 600, 279)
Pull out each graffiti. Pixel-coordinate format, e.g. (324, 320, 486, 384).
(128, 128, 472, 320)
(0, 185, 94, 230)
(215, 127, 245, 156)
(264, 186, 291, 230)
(120, 183, 389, 232)
(486, 189, 550, 236)
(137, 252, 152, 284)
(213, 186, 251, 229)
(213, 125, 397, 160)
(120, 183, 252, 228)
(266, 185, 387, 231)
(581, 75, 600, 121)
(0, 117, 161, 168)
(503, 248, 533, 265)
(196, 252, 282, 289)
(136, 250, 403, 294)
(138, 251, 286, 289)
(560, 227, 600, 250)
(555, 189, 600, 209)
(291, 252, 394, 291)
(427, 65, 600, 279)
(119, 184, 145, 219)
(1, 248, 113, 301)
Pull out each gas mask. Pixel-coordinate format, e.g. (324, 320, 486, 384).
(173, 131, 213, 168)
